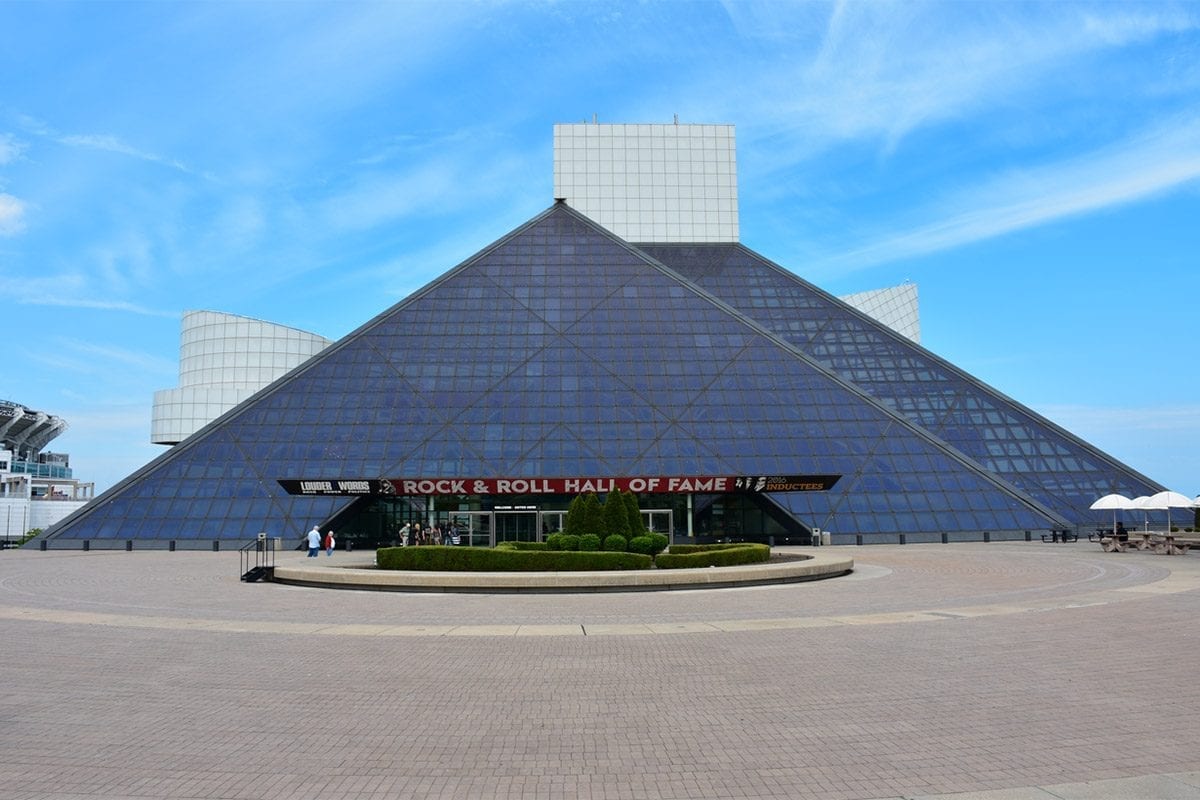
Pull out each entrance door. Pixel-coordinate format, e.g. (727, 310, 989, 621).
(644, 509, 673, 539)
(494, 511, 539, 545)
(540, 510, 566, 536)
(449, 512, 491, 548)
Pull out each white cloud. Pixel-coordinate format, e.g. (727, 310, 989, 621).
(0, 133, 25, 165)
(810, 113, 1200, 273)
(56, 338, 177, 376)
(0, 274, 176, 316)
(1040, 403, 1200, 433)
(725, 2, 1200, 166)
(57, 133, 191, 173)
(0, 193, 27, 236)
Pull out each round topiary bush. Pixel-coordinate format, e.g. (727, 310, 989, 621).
(628, 535, 656, 555)
(560, 534, 581, 551)
(602, 534, 628, 552)
(647, 532, 668, 555)
(545, 532, 566, 551)
(579, 533, 601, 551)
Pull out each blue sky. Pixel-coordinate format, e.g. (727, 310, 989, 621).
(1, 1, 1197, 497)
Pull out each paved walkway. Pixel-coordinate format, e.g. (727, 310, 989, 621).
(1, 542, 1199, 799)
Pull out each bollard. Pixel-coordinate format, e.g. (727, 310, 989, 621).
(899, 533, 906, 545)
(983, 531, 991, 543)
(125, 540, 133, 552)
(212, 540, 220, 552)
(941, 533, 948, 544)
(169, 540, 176, 552)
(82, 540, 90, 551)
(40, 539, 48, 551)
(855, 534, 863, 546)
(1025, 530, 1031, 542)
(346, 539, 352, 553)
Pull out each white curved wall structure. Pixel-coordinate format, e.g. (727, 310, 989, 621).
(839, 283, 921, 344)
(151, 311, 332, 445)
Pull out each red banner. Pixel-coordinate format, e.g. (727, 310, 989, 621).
(278, 474, 839, 496)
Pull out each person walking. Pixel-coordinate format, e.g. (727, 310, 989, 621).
(306, 525, 321, 557)
(323, 530, 336, 557)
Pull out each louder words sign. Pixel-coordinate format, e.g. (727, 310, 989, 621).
(278, 475, 840, 497)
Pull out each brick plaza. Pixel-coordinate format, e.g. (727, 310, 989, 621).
(2, 543, 1199, 799)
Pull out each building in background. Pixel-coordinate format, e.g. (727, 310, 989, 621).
(36, 122, 1161, 550)
(1, 400, 93, 543)
(151, 310, 331, 445)
(839, 283, 920, 344)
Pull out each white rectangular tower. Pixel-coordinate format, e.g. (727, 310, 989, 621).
(553, 122, 739, 243)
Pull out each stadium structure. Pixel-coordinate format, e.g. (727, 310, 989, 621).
(34, 123, 1163, 550)
(1, 400, 93, 543)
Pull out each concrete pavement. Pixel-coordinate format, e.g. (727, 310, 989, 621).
(1, 542, 1198, 799)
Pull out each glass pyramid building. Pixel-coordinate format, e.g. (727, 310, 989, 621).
(38, 202, 1162, 549)
(38, 122, 1163, 549)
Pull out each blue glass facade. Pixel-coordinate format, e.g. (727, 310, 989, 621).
(638, 244, 1163, 527)
(42, 204, 1147, 548)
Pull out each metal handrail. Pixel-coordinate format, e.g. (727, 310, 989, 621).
(239, 534, 276, 581)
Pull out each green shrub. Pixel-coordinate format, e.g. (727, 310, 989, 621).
(579, 533, 601, 551)
(505, 541, 548, 551)
(560, 534, 581, 551)
(545, 532, 566, 550)
(628, 535, 656, 555)
(18, 528, 43, 546)
(602, 534, 628, 552)
(622, 491, 645, 537)
(655, 543, 770, 569)
(563, 495, 585, 536)
(375, 545, 652, 571)
(647, 532, 668, 555)
(603, 488, 632, 540)
(580, 493, 604, 538)
(668, 543, 759, 554)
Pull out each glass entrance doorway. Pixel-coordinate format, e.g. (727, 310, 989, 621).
(644, 509, 673, 537)
(494, 510, 539, 544)
(448, 511, 491, 548)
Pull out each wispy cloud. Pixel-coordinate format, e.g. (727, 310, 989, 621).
(0, 274, 176, 317)
(0, 133, 25, 165)
(725, 2, 1200, 165)
(55, 338, 177, 376)
(57, 133, 191, 174)
(810, 112, 1200, 273)
(0, 193, 26, 236)
(13, 112, 193, 173)
(1040, 403, 1200, 432)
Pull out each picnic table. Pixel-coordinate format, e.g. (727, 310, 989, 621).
(1097, 531, 1193, 555)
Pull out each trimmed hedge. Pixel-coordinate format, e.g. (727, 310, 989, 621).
(495, 541, 549, 551)
(602, 534, 628, 552)
(376, 545, 653, 571)
(655, 542, 770, 569)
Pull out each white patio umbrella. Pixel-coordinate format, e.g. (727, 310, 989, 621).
(1131, 496, 1154, 531)
(1143, 490, 1196, 532)
(1088, 493, 1134, 530)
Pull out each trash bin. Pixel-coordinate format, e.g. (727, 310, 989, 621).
(811, 528, 821, 546)
(821, 531, 831, 546)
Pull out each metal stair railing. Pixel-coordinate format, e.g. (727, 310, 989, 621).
(239, 533, 276, 582)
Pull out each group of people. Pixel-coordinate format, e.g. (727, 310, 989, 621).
(397, 521, 461, 547)
(305, 525, 335, 557)
(303, 520, 464, 554)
